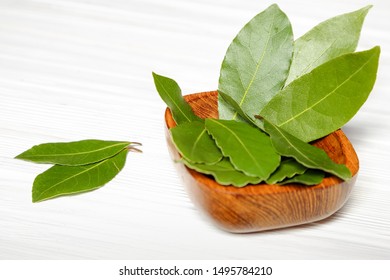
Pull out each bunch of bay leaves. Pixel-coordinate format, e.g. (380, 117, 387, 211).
(16, 140, 142, 202)
(153, 4, 380, 187)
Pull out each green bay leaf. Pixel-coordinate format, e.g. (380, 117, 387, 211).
(261, 47, 380, 142)
(182, 158, 261, 187)
(205, 119, 280, 179)
(170, 121, 222, 164)
(285, 5, 371, 85)
(266, 158, 307, 184)
(15, 139, 130, 166)
(152, 72, 200, 124)
(218, 91, 258, 127)
(32, 149, 128, 202)
(218, 4, 293, 121)
(263, 120, 351, 181)
(279, 169, 325, 186)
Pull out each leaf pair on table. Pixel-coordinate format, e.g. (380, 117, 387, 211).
(16, 140, 141, 202)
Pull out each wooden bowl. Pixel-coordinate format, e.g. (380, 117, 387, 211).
(164, 91, 359, 233)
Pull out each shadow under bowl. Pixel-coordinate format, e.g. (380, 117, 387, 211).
(164, 91, 359, 233)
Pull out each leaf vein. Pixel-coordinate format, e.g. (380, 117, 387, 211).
(271, 123, 318, 166)
(280, 52, 376, 127)
(35, 159, 108, 200)
(190, 128, 207, 158)
(23, 142, 129, 158)
(233, 14, 276, 120)
(210, 119, 263, 172)
(295, 39, 338, 79)
(155, 78, 191, 122)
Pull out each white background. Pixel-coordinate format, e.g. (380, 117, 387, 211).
(1, 0, 389, 259)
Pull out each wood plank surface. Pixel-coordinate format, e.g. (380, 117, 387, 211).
(1, 0, 389, 259)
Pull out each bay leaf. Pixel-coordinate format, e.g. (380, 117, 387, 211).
(15, 139, 131, 166)
(266, 158, 307, 184)
(152, 72, 200, 124)
(218, 90, 258, 127)
(285, 6, 371, 85)
(261, 47, 380, 142)
(205, 119, 280, 179)
(218, 4, 293, 121)
(32, 149, 128, 202)
(263, 120, 351, 181)
(182, 158, 261, 187)
(170, 121, 222, 164)
(279, 169, 325, 185)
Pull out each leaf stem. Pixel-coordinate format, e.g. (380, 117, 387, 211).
(127, 142, 143, 153)
(130, 142, 142, 146)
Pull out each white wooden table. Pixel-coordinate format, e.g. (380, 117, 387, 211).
(1, 0, 389, 259)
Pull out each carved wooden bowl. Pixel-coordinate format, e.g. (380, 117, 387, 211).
(164, 91, 359, 233)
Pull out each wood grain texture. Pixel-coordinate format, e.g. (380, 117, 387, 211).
(165, 91, 359, 232)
